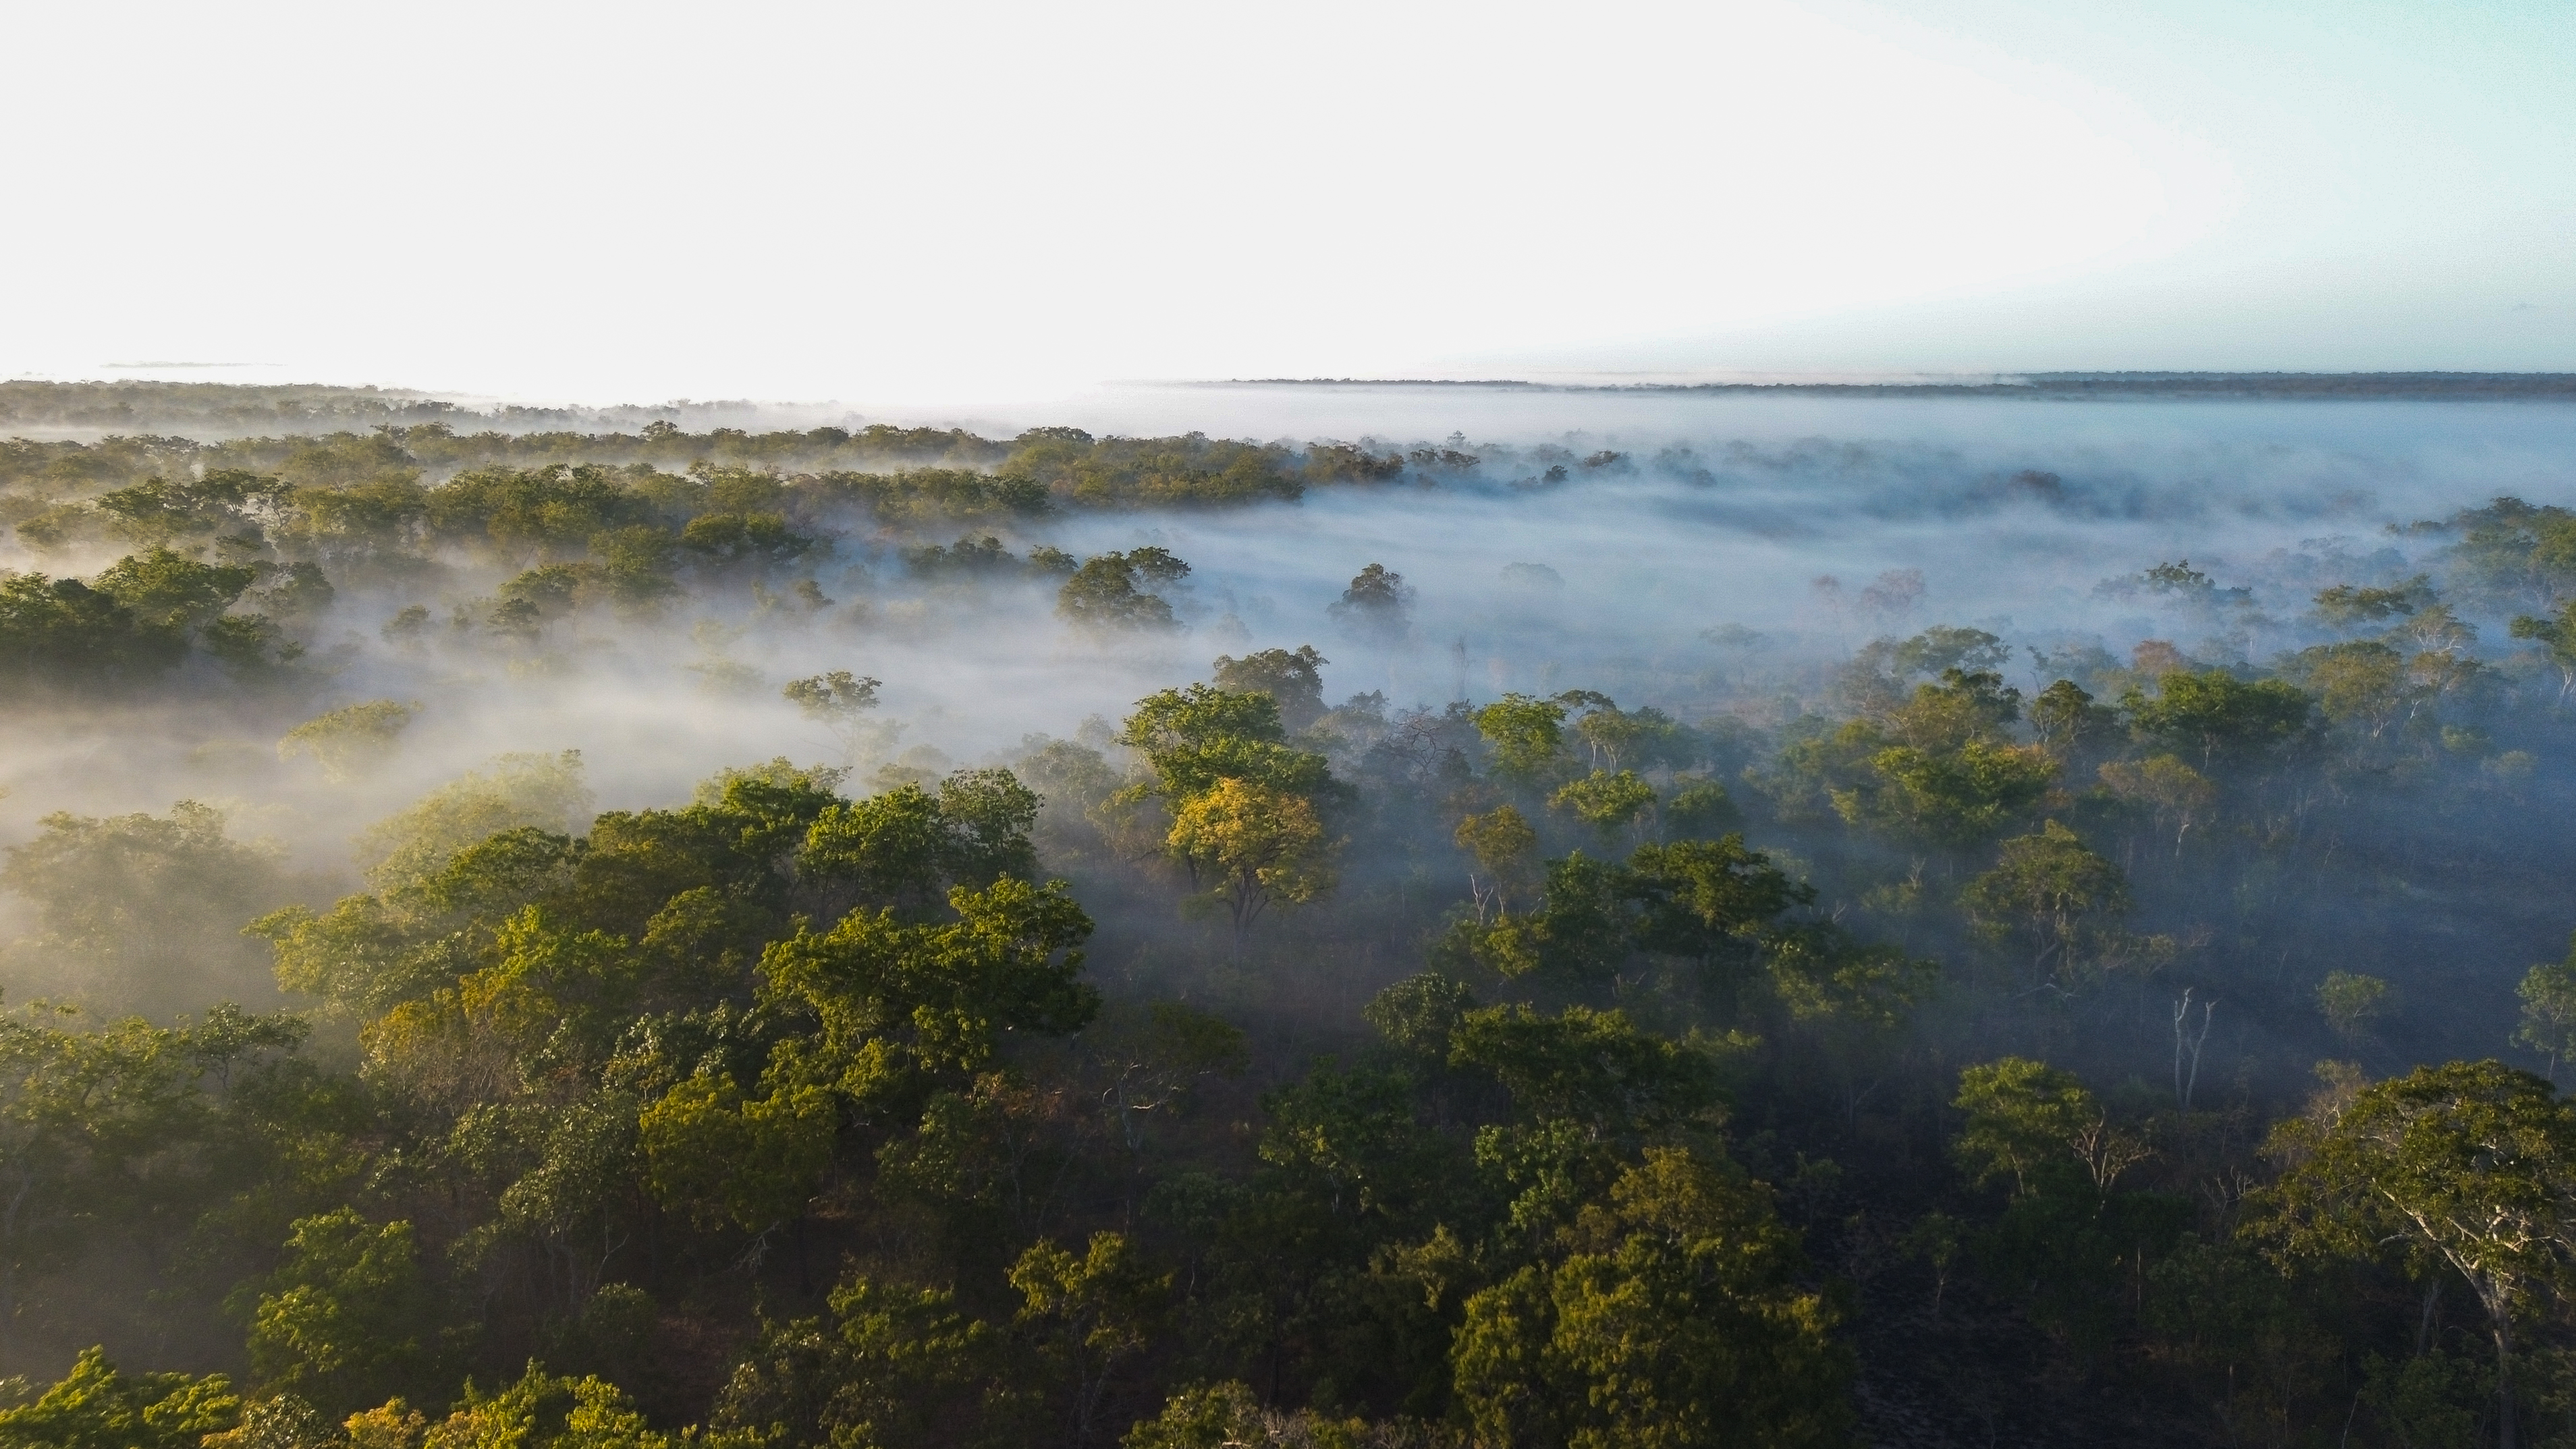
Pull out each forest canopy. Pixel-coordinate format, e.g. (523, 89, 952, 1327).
(7, 383, 2576, 1445)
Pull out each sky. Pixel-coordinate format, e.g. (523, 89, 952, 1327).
(2, 0, 2569, 405)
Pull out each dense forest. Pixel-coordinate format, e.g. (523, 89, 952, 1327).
(7, 387, 2576, 1447)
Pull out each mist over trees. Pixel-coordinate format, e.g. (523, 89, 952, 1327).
(9, 383, 2576, 1444)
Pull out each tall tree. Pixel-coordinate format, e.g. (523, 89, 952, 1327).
(2257, 1060, 2576, 1449)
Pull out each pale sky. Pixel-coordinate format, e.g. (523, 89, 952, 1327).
(3, 0, 2569, 404)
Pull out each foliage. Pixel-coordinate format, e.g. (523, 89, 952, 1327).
(1211, 647, 1330, 733)
(279, 701, 420, 783)
(1451, 1147, 1851, 1449)
(2316, 970, 2391, 1043)
(1, 801, 291, 1012)
(1959, 822, 2131, 983)
(1168, 779, 1338, 944)
(0, 1348, 238, 1449)
(2121, 668, 2314, 769)
(2256, 1061, 2576, 1448)
(20, 402, 2576, 1445)
(237, 1209, 444, 1415)
(1060, 549, 1190, 632)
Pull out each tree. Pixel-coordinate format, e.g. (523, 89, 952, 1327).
(638, 1073, 835, 1232)
(586, 525, 682, 613)
(1012, 1232, 1170, 1446)
(0, 1009, 225, 1363)
(1837, 737, 2056, 851)
(2257, 1060, 2576, 1449)
(2096, 754, 2218, 855)
(798, 785, 966, 915)
(679, 511, 816, 574)
(1548, 769, 1655, 841)
(2509, 601, 2576, 703)
(1454, 804, 1538, 914)
(2289, 640, 2415, 741)
(0, 573, 170, 689)
(1571, 702, 1682, 771)
(2516, 940, 2576, 1081)
(2122, 669, 2313, 771)
(277, 701, 419, 784)
(1472, 694, 1568, 786)
(1961, 822, 2130, 985)
(356, 751, 592, 894)
(937, 768, 1043, 887)
(1327, 564, 1411, 644)
(92, 547, 256, 635)
(1952, 1057, 2151, 1204)
(2029, 679, 2118, 755)
(1450, 1005, 1722, 1144)
(411, 1363, 677, 1449)
(1117, 686, 1331, 803)
(713, 1274, 1024, 1449)
(1, 800, 292, 1013)
(235, 1210, 441, 1415)
(1209, 647, 1328, 732)
(1060, 550, 1189, 632)
(1165, 779, 1338, 950)
(782, 671, 898, 766)
(1451, 1147, 1851, 1449)
(2316, 971, 2391, 1045)
(757, 877, 1099, 1102)
(1660, 781, 1741, 840)
(1624, 836, 1811, 970)
(2314, 576, 2432, 629)
(0, 1347, 239, 1449)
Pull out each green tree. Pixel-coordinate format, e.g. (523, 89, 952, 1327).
(2313, 576, 2432, 629)
(796, 771, 1041, 916)
(2509, 600, 2576, 703)
(2122, 669, 2313, 770)
(92, 547, 256, 635)
(1, 800, 291, 1013)
(757, 877, 1099, 1105)
(1548, 769, 1655, 841)
(235, 1209, 441, 1415)
(2096, 754, 2217, 855)
(1012, 1232, 1171, 1446)
(1451, 1147, 1851, 1449)
(2029, 678, 2119, 755)
(1454, 804, 1539, 914)
(1166, 777, 1338, 951)
(1328, 564, 1411, 644)
(712, 1274, 1026, 1449)
(2257, 1060, 2576, 1449)
(679, 511, 815, 574)
(277, 701, 419, 784)
(1117, 686, 1332, 803)
(1623, 836, 1811, 971)
(356, 751, 593, 894)
(1209, 646, 1329, 732)
(1952, 1057, 2150, 1204)
(1060, 550, 1189, 632)
(1660, 780, 1741, 840)
(0, 1347, 239, 1449)
(2316, 970, 2391, 1045)
(414, 1363, 676, 1449)
(2516, 940, 2576, 1081)
(1836, 737, 2056, 850)
(0, 574, 169, 689)
(1471, 694, 1568, 786)
(1960, 822, 2130, 985)
(638, 1073, 835, 1232)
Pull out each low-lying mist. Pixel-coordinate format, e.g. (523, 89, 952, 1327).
(8, 390, 2567, 846)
